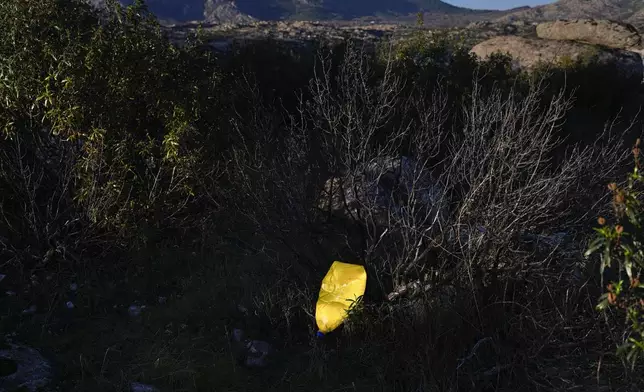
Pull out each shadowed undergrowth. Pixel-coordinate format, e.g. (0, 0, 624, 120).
(1, 0, 644, 391)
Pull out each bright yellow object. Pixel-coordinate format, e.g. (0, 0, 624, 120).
(315, 261, 367, 334)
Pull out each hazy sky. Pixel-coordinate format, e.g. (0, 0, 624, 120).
(445, 0, 555, 10)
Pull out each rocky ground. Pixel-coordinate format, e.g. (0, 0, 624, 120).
(166, 17, 644, 84)
(495, 0, 644, 31)
(470, 19, 644, 81)
(166, 19, 539, 51)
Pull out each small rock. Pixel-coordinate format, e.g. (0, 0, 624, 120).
(244, 340, 273, 368)
(5, 291, 15, 296)
(158, 296, 167, 305)
(128, 305, 142, 317)
(0, 274, 5, 283)
(230, 329, 273, 367)
(69, 283, 78, 291)
(65, 301, 74, 309)
(131, 382, 160, 392)
(22, 305, 37, 315)
(232, 328, 245, 342)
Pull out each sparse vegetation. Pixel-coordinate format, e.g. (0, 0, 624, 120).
(1, 0, 644, 391)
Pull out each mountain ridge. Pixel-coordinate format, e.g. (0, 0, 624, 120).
(105, 0, 517, 24)
(90, 0, 644, 30)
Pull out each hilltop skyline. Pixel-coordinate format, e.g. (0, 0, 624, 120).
(446, 0, 555, 10)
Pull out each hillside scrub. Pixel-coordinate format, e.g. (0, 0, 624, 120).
(1, 0, 644, 391)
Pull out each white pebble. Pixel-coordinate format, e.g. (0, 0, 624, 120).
(22, 305, 37, 314)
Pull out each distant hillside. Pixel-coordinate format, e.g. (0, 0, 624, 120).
(498, 0, 644, 29)
(97, 0, 514, 25)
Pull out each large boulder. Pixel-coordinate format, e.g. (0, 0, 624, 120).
(536, 19, 641, 50)
(471, 36, 643, 80)
(317, 156, 445, 227)
(628, 10, 644, 33)
(0, 343, 52, 392)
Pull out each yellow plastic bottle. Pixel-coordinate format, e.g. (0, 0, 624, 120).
(315, 261, 367, 337)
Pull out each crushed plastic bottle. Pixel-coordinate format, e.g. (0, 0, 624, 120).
(315, 261, 367, 336)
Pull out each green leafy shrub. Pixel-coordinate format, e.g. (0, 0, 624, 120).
(0, 0, 227, 247)
(385, 30, 483, 94)
(586, 139, 644, 367)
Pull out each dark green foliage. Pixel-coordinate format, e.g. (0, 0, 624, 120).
(0, 0, 227, 248)
(529, 56, 642, 118)
(587, 141, 644, 367)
